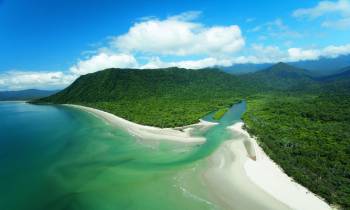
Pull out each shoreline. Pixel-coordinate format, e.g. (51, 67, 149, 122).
(66, 104, 218, 144)
(202, 128, 292, 210)
(230, 122, 333, 210)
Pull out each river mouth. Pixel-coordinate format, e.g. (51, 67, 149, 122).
(0, 101, 292, 210)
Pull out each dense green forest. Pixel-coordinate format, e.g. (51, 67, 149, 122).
(241, 66, 350, 208)
(32, 63, 350, 208)
(33, 67, 245, 127)
(243, 93, 350, 208)
(33, 63, 323, 126)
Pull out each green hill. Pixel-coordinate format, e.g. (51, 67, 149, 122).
(33, 67, 246, 127)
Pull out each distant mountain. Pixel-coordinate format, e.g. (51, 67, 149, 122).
(222, 54, 350, 76)
(290, 54, 350, 76)
(239, 62, 316, 91)
(318, 66, 350, 81)
(0, 89, 59, 101)
(317, 66, 350, 94)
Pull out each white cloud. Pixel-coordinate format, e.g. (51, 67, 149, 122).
(69, 53, 138, 75)
(2, 43, 350, 90)
(65, 12, 245, 75)
(287, 48, 320, 61)
(322, 17, 350, 29)
(249, 18, 302, 39)
(286, 44, 350, 61)
(170, 57, 233, 69)
(69, 43, 350, 72)
(248, 44, 285, 63)
(112, 13, 245, 56)
(140, 57, 167, 69)
(0, 71, 76, 91)
(168, 11, 202, 21)
(140, 57, 234, 69)
(293, 0, 350, 18)
(3, 11, 350, 91)
(64, 11, 244, 76)
(293, 0, 350, 29)
(322, 44, 350, 57)
(266, 19, 287, 30)
(138, 43, 350, 68)
(227, 44, 350, 64)
(245, 18, 255, 23)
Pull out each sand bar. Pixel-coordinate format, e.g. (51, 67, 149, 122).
(66, 104, 218, 144)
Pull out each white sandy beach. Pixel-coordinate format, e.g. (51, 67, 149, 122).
(203, 132, 292, 210)
(66, 104, 218, 144)
(229, 122, 333, 210)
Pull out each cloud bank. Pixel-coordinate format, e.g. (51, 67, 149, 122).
(70, 53, 138, 75)
(113, 20, 244, 56)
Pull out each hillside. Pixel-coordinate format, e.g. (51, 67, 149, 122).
(33, 67, 246, 127)
(0, 89, 59, 101)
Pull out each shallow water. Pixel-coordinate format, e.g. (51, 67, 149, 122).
(0, 101, 246, 210)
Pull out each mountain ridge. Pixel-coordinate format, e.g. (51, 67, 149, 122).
(222, 54, 350, 76)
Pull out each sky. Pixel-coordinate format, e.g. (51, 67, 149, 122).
(0, 0, 350, 90)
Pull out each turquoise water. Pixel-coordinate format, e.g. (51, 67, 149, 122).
(0, 101, 246, 210)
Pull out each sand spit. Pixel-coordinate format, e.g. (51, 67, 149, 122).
(66, 104, 218, 144)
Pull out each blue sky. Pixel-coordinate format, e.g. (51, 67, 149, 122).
(0, 0, 350, 90)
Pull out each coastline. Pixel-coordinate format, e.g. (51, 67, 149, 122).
(65, 104, 333, 210)
(229, 122, 333, 210)
(66, 104, 218, 144)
